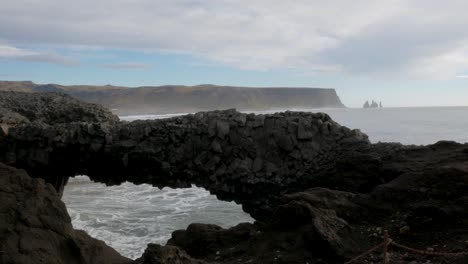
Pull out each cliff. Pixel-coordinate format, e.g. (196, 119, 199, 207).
(0, 81, 345, 114)
(1, 91, 467, 263)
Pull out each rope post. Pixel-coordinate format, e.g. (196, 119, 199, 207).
(382, 230, 389, 264)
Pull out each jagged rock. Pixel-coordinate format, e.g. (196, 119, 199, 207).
(165, 189, 360, 263)
(1, 91, 468, 263)
(216, 121, 230, 139)
(0, 92, 369, 220)
(133, 244, 208, 264)
(297, 121, 314, 140)
(0, 163, 130, 264)
(167, 223, 259, 261)
(0, 91, 119, 126)
(272, 188, 358, 257)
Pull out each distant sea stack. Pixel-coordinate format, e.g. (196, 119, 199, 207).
(0, 81, 345, 115)
(363, 100, 383, 109)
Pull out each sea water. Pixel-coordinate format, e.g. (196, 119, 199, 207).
(62, 106, 468, 259)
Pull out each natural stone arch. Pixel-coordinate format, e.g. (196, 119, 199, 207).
(1, 93, 371, 220)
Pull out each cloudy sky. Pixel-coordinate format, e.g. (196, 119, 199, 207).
(1, 0, 467, 107)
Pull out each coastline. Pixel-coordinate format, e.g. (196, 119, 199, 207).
(1, 91, 468, 263)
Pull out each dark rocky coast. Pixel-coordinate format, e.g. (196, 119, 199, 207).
(1, 91, 468, 263)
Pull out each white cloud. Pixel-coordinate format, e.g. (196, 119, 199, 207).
(456, 75, 468, 79)
(0, 44, 78, 66)
(0, 45, 37, 57)
(98, 62, 152, 69)
(1, 0, 468, 77)
(407, 46, 468, 79)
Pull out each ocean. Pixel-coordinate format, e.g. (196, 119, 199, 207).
(62, 106, 468, 259)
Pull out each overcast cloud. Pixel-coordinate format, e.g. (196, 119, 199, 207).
(1, 0, 468, 78)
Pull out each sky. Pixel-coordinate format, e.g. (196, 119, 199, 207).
(1, 0, 468, 107)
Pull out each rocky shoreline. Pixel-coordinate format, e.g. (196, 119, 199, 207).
(1, 91, 468, 263)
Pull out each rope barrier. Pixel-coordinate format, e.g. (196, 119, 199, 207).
(344, 242, 384, 264)
(344, 230, 468, 264)
(391, 241, 468, 257)
(382, 230, 389, 264)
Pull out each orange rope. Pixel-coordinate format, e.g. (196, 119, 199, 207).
(345, 230, 468, 264)
(391, 241, 468, 257)
(344, 242, 384, 264)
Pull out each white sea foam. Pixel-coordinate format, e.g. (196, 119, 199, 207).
(63, 176, 253, 259)
(120, 113, 189, 122)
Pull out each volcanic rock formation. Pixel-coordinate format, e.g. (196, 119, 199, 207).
(1, 91, 468, 263)
(0, 91, 365, 219)
(0, 163, 130, 264)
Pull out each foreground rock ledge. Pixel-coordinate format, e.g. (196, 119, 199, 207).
(1, 92, 468, 263)
(0, 163, 130, 264)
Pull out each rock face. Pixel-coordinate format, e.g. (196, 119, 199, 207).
(0, 81, 345, 114)
(1, 91, 468, 263)
(0, 163, 131, 264)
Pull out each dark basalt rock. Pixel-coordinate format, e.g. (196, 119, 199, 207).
(160, 188, 365, 263)
(1, 91, 468, 263)
(0, 92, 369, 220)
(0, 91, 119, 126)
(158, 178, 468, 263)
(160, 189, 359, 264)
(0, 163, 130, 264)
(133, 244, 207, 264)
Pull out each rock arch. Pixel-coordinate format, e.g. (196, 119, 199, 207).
(1, 92, 372, 220)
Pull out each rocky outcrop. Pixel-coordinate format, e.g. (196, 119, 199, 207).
(0, 91, 119, 125)
(133, 244, 207, 264)
(0, 163, 131, 264)
(160, 189, 358, 264)
(1, 91, 468, 263)
(150, 171, 468, 263)
(0, 92, 366, 219)
(0, 81, 345, 114)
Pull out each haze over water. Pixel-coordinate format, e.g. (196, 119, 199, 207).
(63, 106, 468, 259)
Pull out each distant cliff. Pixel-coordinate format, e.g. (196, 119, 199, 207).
(0, 81, 345, 114)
